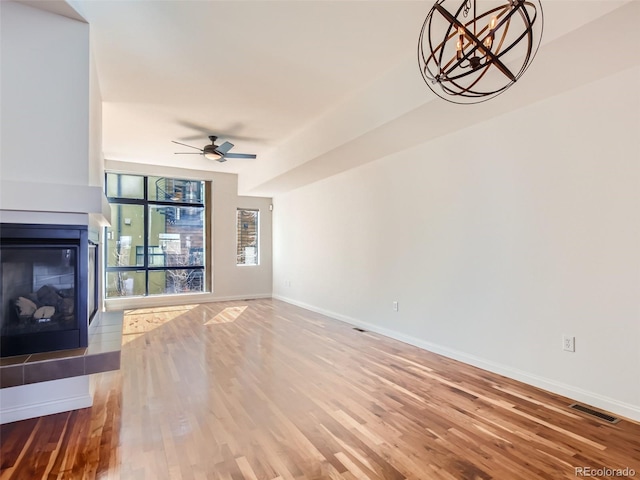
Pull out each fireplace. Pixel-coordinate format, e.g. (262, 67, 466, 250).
(0, 224, 97, 357)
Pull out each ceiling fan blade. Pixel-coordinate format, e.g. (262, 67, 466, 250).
(171, 140, 202, 151)
(179, 134, 207, 141)
(224, 153, 257, 159)
(174, 152, 203, 155)
(215, 141, 234, 156)
(177, 120, 266, 142)
(176, 120, 213, 138)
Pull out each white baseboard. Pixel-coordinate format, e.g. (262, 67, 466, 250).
(273, 294, 640, 423)
(212, 293, 273, 302)
(0, 376, 93, 425)
(105, 293, 272, 311)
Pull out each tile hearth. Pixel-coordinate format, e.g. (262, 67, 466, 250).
(0, 311, 122, 389)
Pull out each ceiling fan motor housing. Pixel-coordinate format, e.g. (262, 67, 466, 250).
(203, 144, 225, 162)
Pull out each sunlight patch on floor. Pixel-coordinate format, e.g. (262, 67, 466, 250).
(204, 306, 248, 325)
(122, 304, 200, 344)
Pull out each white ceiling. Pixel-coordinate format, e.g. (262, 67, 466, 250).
(39, 0, 638, 195)
(72, 1, 429, 173)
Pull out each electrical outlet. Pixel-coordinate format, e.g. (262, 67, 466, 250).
(563, 335, 575, 352)
(392, 301, 398, 312)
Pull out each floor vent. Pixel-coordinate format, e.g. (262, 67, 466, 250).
(569, 403, 621, 424)
(353, 327, 367, 333)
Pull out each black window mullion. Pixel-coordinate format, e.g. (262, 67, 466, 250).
(149, 200, 205, 208)
(143, 177, 149, 296)
(105, 197, 146, 206)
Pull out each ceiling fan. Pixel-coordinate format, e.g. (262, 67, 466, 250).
(172, 136, 256, 163)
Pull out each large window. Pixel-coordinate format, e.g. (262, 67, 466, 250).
(105, 174, 207, 298)
(237, 209, 259, 266)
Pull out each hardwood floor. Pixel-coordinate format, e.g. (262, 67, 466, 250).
(1, 299, 639, 479)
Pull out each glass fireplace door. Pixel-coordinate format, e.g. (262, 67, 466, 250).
(0, 224, 90, 357)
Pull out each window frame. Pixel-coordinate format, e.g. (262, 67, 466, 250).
(104, 173, 207, 297)
(236, 208, 260, 266)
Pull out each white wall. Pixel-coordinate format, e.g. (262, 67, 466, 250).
(0, 1, 109, 222)
(104, 161, 273, 310)
(1, 1, 89, 186)
(88, 41, 104, 189)
(272, 66, 640, 421)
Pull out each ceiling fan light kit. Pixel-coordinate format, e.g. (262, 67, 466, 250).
(418, 0, 543, 104)
(203, 146, 222, 161)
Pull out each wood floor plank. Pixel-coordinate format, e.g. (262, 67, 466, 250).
(2, 299, 639, 479)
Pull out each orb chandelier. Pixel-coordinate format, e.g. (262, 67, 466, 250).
(418, 0, 543, 104)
